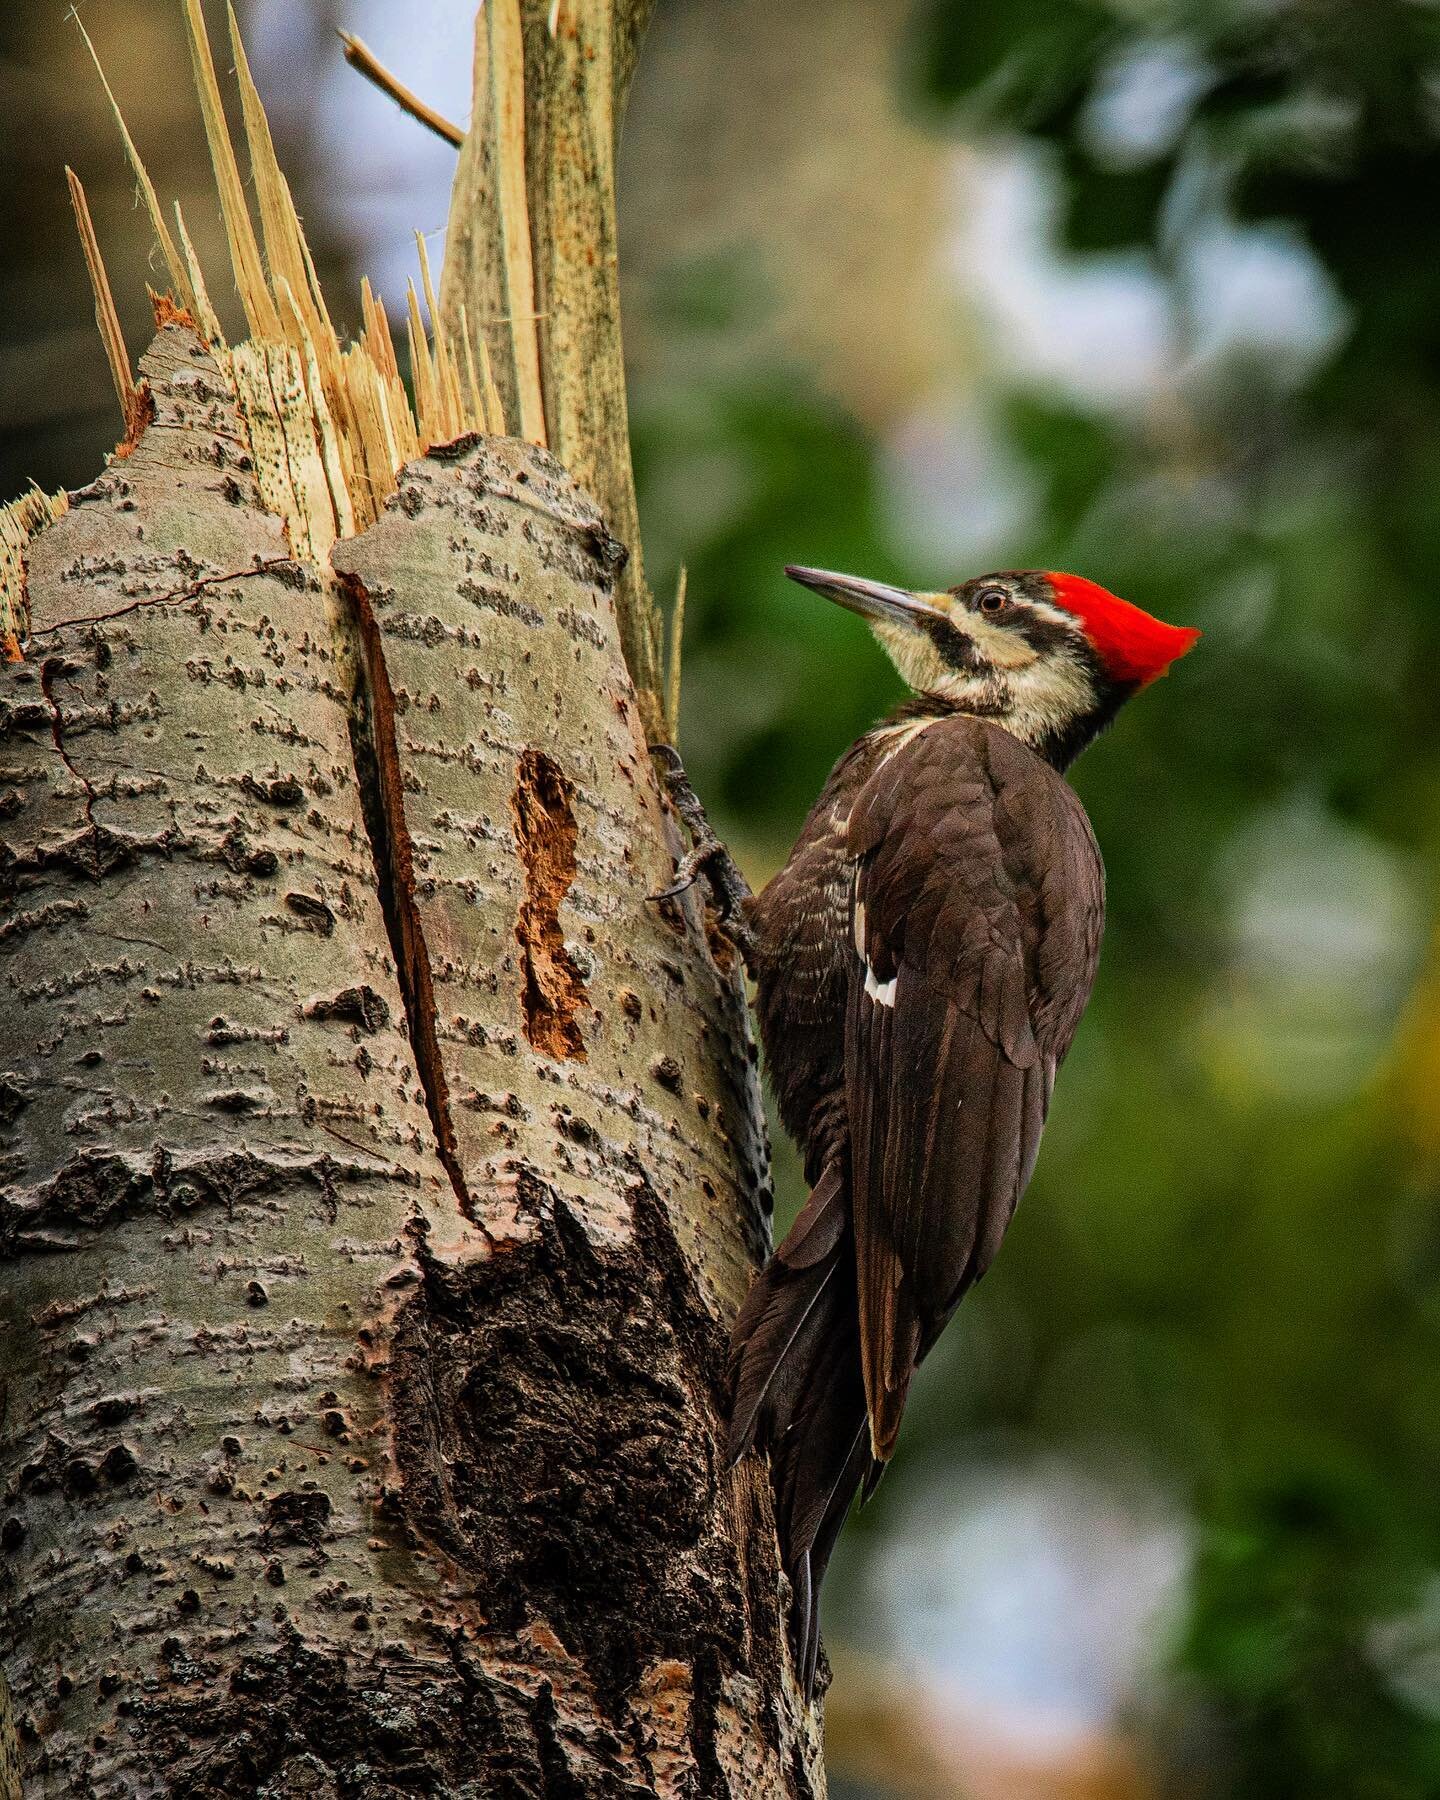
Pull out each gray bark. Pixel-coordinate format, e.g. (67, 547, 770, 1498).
(0, 324, 825, 1794)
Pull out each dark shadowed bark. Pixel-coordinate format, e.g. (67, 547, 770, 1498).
(0, 3, 827, 1794)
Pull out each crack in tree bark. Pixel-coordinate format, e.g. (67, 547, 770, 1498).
(0, 1144, 404, 1258)
(25, 558, 291, 639)
(340, 569, 480, 1228)
(37, 657, 99, 879)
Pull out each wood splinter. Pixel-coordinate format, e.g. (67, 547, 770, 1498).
(65, 167, 147, 447)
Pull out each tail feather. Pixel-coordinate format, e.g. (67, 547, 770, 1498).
(797, 1426, 871, 1697)
(727, 1159, 876, 1698)
(725, 1260, 838, 1466)
(769, 1159, 848, 1268)
(774, 1317, 866, 1558)
(726, 1161, 846, 1462)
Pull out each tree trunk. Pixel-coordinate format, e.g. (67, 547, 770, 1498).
(0, 6, 826, 1796)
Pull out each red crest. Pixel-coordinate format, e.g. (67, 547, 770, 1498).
(1045, 573, 1200, 687)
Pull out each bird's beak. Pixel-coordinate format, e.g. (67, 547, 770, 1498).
(785, 566, 947, 633)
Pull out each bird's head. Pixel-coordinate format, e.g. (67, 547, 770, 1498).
(785, 564, 1199, 768)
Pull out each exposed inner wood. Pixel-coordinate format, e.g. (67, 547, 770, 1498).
(64, 169, 148, 450)
(442, 0, 668, 737)
(511, 747, 591, 1060)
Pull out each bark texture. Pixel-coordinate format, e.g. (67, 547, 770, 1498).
(0, 327, 825, 1795)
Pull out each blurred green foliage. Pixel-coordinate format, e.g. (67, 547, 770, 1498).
(635, 1, 1440, 1791)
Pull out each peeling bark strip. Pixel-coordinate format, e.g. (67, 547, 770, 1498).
(1, 335, 823, 1795)
(512, 747, 589, 1059)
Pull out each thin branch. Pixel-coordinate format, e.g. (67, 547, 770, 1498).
(338, 32, 465, 148)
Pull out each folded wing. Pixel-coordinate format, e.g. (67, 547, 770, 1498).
(845, 717, 1105, 1459)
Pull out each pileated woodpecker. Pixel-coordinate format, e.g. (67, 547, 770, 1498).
(655, 565, 1198, 1698)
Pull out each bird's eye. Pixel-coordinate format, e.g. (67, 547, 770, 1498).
(976, 587, 1008, 615)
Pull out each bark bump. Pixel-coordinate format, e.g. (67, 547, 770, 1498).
(391, 1176, 804, 1793)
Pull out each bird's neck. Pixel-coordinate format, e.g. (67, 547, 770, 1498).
(888, 663, 1122, 771)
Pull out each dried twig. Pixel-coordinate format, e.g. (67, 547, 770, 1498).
(338, 31, 465, 148)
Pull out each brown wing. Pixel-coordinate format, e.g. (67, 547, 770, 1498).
(845, 715, 1105, 1459)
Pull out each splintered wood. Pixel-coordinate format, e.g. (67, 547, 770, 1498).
(65, 170, 145, 447)
(441, 0, 668, 732)
(0, 490, 68, 648)
(15, 0, 674, 732)
(26, 0, 500, 627)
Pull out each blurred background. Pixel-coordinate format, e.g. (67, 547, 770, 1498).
(4, 1, 1440, 1793)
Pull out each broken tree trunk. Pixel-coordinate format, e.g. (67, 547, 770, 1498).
(441, 0, 667, 739)
(0, 3, 826, 1795)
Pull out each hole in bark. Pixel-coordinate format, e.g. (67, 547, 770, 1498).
(510, 749, 588, 1062)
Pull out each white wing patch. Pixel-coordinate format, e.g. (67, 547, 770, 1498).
(852, 892, 897, 1005)
(863, 962, 897, 1008)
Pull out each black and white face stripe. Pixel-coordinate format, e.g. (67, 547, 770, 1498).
(871, 573, 1139, 771)
(788, 563, 1141, 771)
(945, 572, 1088, 666)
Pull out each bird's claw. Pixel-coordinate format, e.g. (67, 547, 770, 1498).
(649, 874, 695, 904)
(649, 742, 685, 778)
(647, 841, 713, 904)
(647, 743, 756, 965)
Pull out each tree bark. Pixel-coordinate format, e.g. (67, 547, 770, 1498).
(0, 8, 827, 1798)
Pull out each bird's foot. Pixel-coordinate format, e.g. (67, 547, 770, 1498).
(648, 744, 756, 965)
